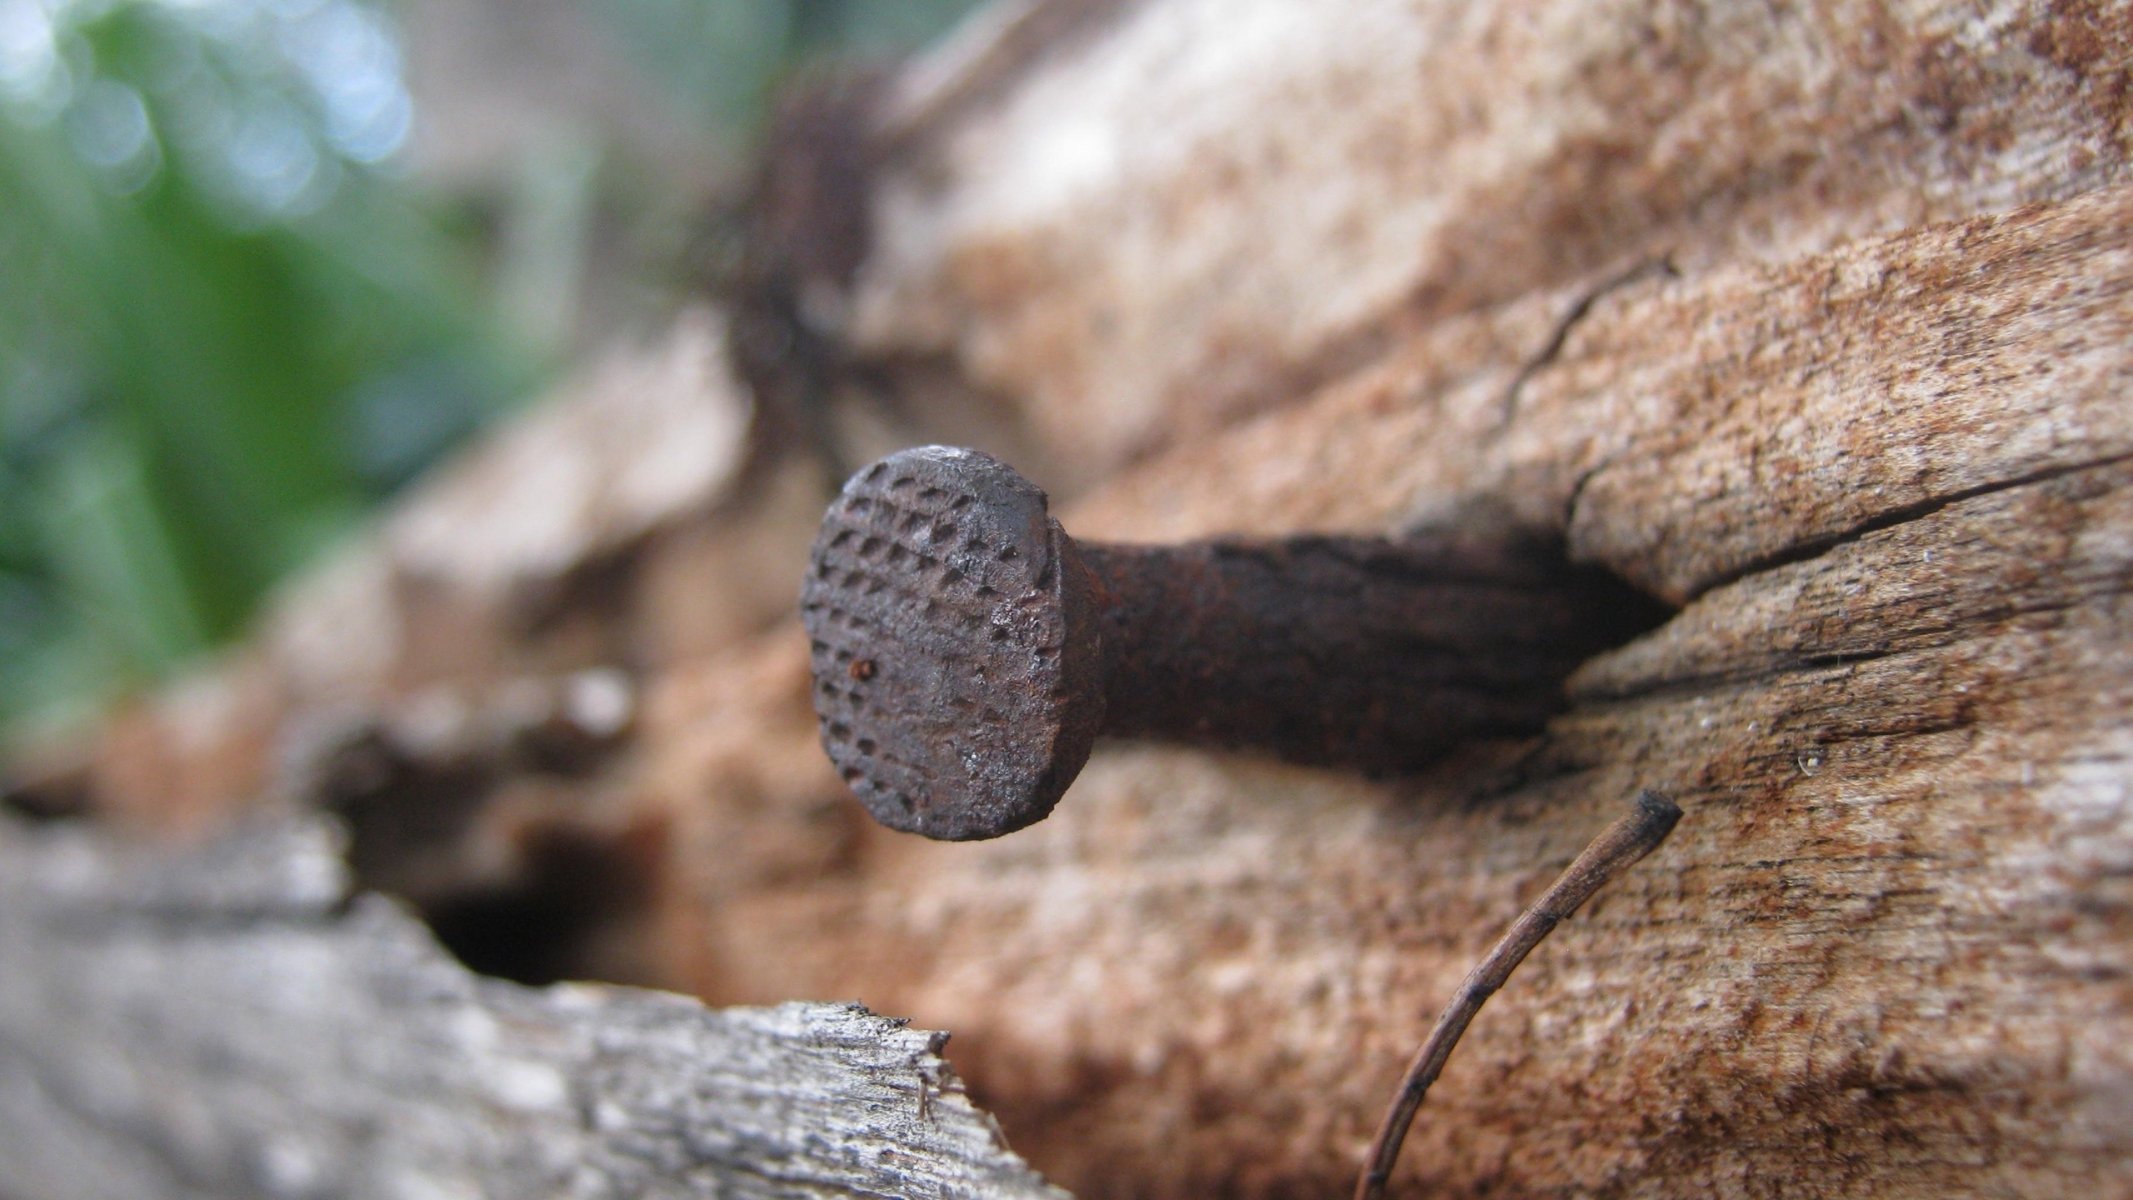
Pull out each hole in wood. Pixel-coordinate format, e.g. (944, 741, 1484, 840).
(298, 675, 658, 987)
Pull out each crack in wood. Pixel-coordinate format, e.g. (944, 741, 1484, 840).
(1686, 450, 2133, 603)
(1496, 255, 1680, 433)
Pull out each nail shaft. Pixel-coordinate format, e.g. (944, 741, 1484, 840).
(1081, 537, 1621, 770)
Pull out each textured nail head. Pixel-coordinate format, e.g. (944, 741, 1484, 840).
(800, 446, 1103, 840)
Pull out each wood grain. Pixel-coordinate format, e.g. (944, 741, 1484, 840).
(9, 2, 2132, 1197)
(0, 813, 1065, 1200)
(634, 100, 2133, 1200)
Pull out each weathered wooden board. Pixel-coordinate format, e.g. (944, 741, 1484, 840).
(856, 0, 2133, 490)
(619, 3, 2133, 1189)
(9, 1, 2133, 1197)
(638, 189, 2133, 1197)
(0, 812, 1065, 1200)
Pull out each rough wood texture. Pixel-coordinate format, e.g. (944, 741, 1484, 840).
(9, 1, 2133, 1197)
(0, 813, 1065, 1200)
(855, 0, 2133, 489)
(628, 4, 2133, 1195)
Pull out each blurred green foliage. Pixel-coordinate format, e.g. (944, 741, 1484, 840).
(0, 0, 533, 729)
(0, 0, 981, 734)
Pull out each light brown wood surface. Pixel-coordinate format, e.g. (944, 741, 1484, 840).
(8, 1, 2131, 1197)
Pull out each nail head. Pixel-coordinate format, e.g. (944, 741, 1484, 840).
(800, 446, 1103, 839)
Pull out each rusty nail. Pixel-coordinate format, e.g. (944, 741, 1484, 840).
(800, 446, 1660, 840)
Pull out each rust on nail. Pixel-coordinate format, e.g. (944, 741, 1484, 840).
(799, 446, 1665, 840)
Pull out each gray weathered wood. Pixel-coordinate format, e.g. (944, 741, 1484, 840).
(0, 813, 1066, 1200)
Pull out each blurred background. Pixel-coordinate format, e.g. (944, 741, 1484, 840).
(0, 0, 982, 735)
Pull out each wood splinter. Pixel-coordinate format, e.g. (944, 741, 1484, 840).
(1357, 789, 1683, 1200)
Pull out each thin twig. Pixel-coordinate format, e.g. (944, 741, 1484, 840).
(1355, 789, 1682, 1200)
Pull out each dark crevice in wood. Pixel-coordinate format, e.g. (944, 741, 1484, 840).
(1685, 449, 2133, 603)
(300, 701, 655, 987)
(421, 820, 663, 986)
(1, 758, 92, 822)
